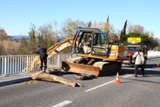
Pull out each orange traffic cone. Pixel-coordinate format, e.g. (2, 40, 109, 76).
(156, 61, 160, 67)
(114, 72, 120, 84)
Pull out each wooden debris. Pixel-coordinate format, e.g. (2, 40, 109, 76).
(31, 71, 83, 87)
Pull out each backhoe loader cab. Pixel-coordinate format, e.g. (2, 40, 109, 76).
(73, 27, 110, 57)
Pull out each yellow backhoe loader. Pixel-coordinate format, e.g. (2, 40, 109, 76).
(61, 27, 127, 77)
(29, 27, 127, 78)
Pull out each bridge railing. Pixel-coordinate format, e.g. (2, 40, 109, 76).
(1, 51, 160, 76)
(0, 53, 71, 76)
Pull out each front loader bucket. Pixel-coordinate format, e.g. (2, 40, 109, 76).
(61, 61, 100, 77)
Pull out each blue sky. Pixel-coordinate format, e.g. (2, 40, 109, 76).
(0, 0, 160, 38)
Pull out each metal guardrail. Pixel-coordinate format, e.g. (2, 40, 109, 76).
(1, 51, 159, 76)
(0, 53, 71, 76)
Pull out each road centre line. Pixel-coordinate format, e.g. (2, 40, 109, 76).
(51, 100, 72, 107)
(122, 74, 132, 78)
(85, 80, 114, 92)
(85, 74, 133, 92)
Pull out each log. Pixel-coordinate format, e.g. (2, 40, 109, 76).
(31, 71, 83, 87)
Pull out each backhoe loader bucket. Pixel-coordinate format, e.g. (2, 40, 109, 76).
(61, 61, 100, 77)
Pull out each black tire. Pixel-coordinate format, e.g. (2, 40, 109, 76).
(87, 59, 96, 65)
(75, 74, 95, 80)
(60, 69, 68, 73)
(77, 57, 86, 64)
(75, 74, 87, 80)
(46, 69, 57, 74)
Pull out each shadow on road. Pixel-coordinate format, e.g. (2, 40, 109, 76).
(99, 63, 160, 77)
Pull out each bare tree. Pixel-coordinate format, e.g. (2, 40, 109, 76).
(88, 21, 91, 28)
(1, 40, 22, 55)
(0, 42, 4, 55)
(61, 19, 87, 37)
(37, 23, 56, 48)
(0, 28, 8, 40)
(92, 19, 113, 34)
(92, 17, 115, 42)
(26, 23, 37, 53)
(53, 21, 61, 42)
(18, 37, 28, 54)
(128, 23, 144, 34)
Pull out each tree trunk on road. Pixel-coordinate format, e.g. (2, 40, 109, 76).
(31, 71, 83, 87)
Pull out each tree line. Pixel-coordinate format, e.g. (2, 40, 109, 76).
(0, 17, 159, 55)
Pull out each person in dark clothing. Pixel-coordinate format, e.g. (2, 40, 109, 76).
(132, 47, 145, 77)
(37, 46, 48, 72)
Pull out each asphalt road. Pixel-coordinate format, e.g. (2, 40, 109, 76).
(0, 58, 160, 107)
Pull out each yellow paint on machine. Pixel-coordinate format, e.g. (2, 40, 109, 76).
(76, 45, 127, 61)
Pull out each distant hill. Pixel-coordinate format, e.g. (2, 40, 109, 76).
(9, 35, 65, 41)
(9, 35, 29, 40)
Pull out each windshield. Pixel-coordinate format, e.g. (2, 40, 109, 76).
(127, 47, 139, 51)
(93, 33, 108, 46)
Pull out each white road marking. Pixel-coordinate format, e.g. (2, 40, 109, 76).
(51, 100, 72, 107)
(85, 66, 158, 93)
(85, 80, 114, 92)
(85, 74, 133, 92)
(123, 67, 134, 69)
(122, 74, 132, 78)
